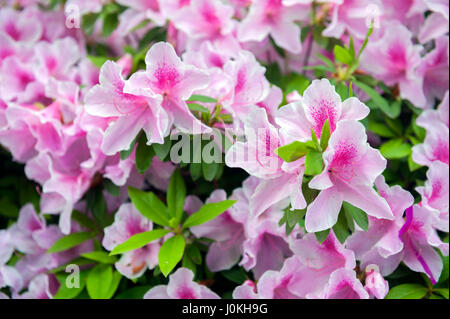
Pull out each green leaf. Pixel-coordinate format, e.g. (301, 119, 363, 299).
(182, 255, 196, 273)
(81, 251, 117, 264)
(185, 245, 202, 265)
(385, 284, 428, 299)
(310, 127, 320, 150)
(316, 53, 336, 72)
(82, 13, 99, 36)
(110, 229, 170, 255)
(304, 151, 324, 176)
(434, 288, 449, 299)
(0, 197, 19, 218)
(283, 73, 311, 95)
(315, 229, 330, 244)
(167, 169, 186, 223)
(368, 122, 396, 138)
(202, 161, 218, 182)
(102, 13, 119, 37)
(138, 27, 166, 51)
(136, 133, 155, 174)
(53, 272, 87, 299)
(342, 202, 369, 231)
(333, 210, 350, 244)
(183, 200, 237, 229)
(86, 264, 113, 299)
(408, 155, 422, 172)
(103, 179, 121, 197)
(334, 45, 353, 65)
(320, 119, 331, 151)
(275, 141, 315, 163)
(120, 137, 137, 160)
(158, 235, 185, 277)
(152, 137, 172, 161)
(187, 95, 217, 103)
(115, 286, 151, 299)
(353, 81, 394, 118)
(380, 139, 412, 159)
(190, 163, 202, 181)
(87, 55, 109, 68)
(286, 209, 306, 228)
(188, 103, 210, 113)
(349, 36, 356, 60)
(128, 187, 171, 227)
(47, 232, 95, 253)
(437, 248, 449, 285)
(221, 268, 247, 284)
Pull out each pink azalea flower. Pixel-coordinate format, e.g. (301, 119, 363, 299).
(276, 78, 369, 141)
(412, 114, 449, 167)
(14, 274, 58, 299)
(184, 190, 245, 272)
(124, 42, 211, 133)
(65, 0, 109, 15)
(347, 175, 413, 275)
(226, 108, 284, 179)
(144, 268, 220, 299)
(160, 0, 192, 20)
(0, 7, 43, 44)
(417, 36, 449, 108)
(172, 0, 239, 54)
(238, 0, 307, 54)
(399, 205, 449, 284)
(416, 161, 449, 232)
(416, 90, 449, 130)
(364, 264, 389, 299)
(361, 22, 427, 108)
(0, 264, 23, 293)
(102, 203, 161, 279)
(0, 56, 44, 104)
(85, 60, 169, 156)
(287, 232, 356, 298)
(419, 0, 449, 43)
(319, 268, 368, 299)
(0, 230, 14, 265)
(232, 257, 302, 299)
(222, 50, 271, 119)
(227, 177, 294, 279)
(33, 37, 82, 84)
(322, 0, 378, 39)
(305, 120, 393, 232)
(116, 0, 165, 35)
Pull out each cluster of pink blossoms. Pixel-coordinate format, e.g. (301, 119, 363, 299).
(0, 0, 448, 300)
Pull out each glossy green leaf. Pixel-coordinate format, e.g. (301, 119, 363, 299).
(167, 169, 186, 223)
(128, 187, 170, 227)
(315, 229, 330, 244)
(320, 119, 331, 151)
(385, 284, 428, 299)
(81, 251, 117, 264)
(136, 133, 155, 174)
(110, 229, 170, 255)
(86, 264, 113, 299)
(334, 45, 353, 65)
(275, 141, 315, 163)
(304, 151, 324, 176)
(158, 235, 185, 277)
(342, 202, 369, 231)
(187, 95, 217, 103)
(53, 271, 87, 299)
(47, 232, 95, 253)
(380, 139, 412, 159)
(183, 200, 237, 229)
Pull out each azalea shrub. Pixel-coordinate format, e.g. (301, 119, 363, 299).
(0, 0, 448, 300)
